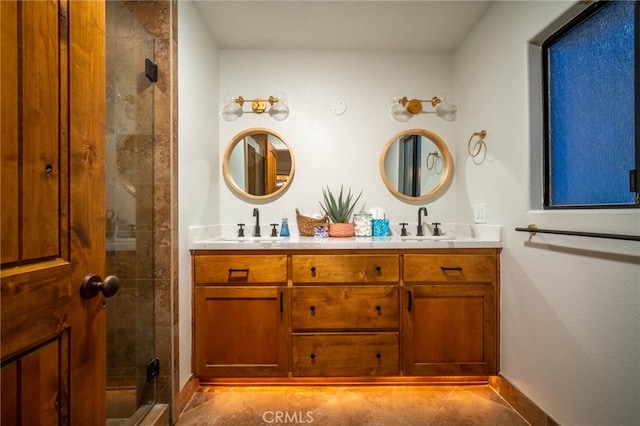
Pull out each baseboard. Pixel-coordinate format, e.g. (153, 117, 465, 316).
(489, 375, 560, 426)
(175, 375, 199, 424)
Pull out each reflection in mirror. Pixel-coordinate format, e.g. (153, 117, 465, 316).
(380, 129, 453, 201)
(223, 128, 295, 199)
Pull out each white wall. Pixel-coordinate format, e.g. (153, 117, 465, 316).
(177, 0, 219, 389)
(454, 2, 640, 424)
(217, 50, 457, 226)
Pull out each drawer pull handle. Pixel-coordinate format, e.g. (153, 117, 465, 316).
(310, 266, 316, 276)
(310, 353, 316, 360)
(407, 290, 412, 312)
(280, 291, 284, 313)
(376, 353, 382, 359)
(375, 305, 381, 312)
(310, 305, 316, 313)
(375, 266, 382, 273)
(228, 268, 249, 273)
(441, 266, 463, 271)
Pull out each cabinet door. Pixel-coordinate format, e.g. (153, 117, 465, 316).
(403, 284, 496, 375)
(194, 286, 287, 377)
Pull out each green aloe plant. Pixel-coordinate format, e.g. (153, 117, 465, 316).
(319, 185, 363, 223)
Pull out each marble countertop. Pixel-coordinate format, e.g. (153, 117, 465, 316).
(189, 223, 503, 250)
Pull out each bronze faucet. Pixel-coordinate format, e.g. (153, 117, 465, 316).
(417, 207, 428, 236)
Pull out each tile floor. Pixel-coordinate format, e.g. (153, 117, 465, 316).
(176, 385, 529, 425)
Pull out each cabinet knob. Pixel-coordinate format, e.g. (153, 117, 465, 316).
(310, 266, 316, 274)
(375, 305, 381, 312)
(376, 266, 382, 273)
(310, 353, 316, 360)
(376, 353, 382, 359)
(310, 305, 316, 312)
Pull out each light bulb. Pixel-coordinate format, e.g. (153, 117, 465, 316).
(270, 102, 289, 121)
(390, 94, 403, 105)
(272, 91, 288, 105)
(435, 101, 457, 122)
(390, 102, 410, 122)
(223, 92, 238, 106)
(221, 102, 243, 122)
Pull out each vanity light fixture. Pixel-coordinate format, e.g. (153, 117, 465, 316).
(468, 129, 488, 158)
(221, 92, 289, 122)
(390, 96, 457, 122)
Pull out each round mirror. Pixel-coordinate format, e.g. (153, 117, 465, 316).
(379, 129, 453, 201)
(223, 128, 295, 200)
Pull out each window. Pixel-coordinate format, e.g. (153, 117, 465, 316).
(543, 0, 639, 208)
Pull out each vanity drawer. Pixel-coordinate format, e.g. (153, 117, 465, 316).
(291, 333, 400, 376)
(291, 254, 399, 284)
(193, 255, 287, 285)
(291, 286, 399, 331)
(404, 254, 496, 283)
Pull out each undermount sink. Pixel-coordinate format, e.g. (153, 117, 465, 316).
(398, 235, 453, 242)
(205, 236, 287, 243)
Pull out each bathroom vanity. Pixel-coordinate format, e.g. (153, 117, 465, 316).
(191, 228, 501, 381)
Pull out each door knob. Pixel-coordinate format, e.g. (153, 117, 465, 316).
(80, 274, 120, 299)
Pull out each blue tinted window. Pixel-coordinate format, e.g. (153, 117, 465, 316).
(545, 1, 637, 207)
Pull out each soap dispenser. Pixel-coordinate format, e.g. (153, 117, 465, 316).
(280, 215, 290, 237)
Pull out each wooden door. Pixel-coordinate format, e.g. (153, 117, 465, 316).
(266, 141, 277, 194)
(1, 0, 107, 424)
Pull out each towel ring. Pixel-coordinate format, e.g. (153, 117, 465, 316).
(426, 151, 442, 174)
(467, 130, 487, 158)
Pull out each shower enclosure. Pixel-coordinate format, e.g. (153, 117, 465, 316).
(105, 1, 157, 422)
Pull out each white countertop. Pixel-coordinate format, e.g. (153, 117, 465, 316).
(189, 223, 503, 250)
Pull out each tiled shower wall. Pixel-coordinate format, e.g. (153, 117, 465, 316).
(105, 0, 179, 420)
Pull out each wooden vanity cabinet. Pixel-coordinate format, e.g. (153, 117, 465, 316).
(193, 254, 288, 378)
(290, 254, 401, 377)
(402, 251, 499, 375)
(191, 248, 500, 379)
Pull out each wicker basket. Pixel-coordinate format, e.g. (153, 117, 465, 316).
(295, 208, 328, 236)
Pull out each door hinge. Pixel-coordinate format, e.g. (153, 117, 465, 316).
(146, 358, 160, 382)
(145, 58, 158, 83)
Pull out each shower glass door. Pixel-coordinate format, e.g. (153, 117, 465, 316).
(105, 1, 156, 423)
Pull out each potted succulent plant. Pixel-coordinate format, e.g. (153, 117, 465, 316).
(319, 185, 363, 237)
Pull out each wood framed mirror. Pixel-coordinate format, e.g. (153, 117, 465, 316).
(379, 128, 453, 201)
(223, 128, 295, 200)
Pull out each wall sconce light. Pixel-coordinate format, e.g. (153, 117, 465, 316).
(468, 130, 487, 157)
(390, 96, 457, 122)
(221, 92, 289, 122)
